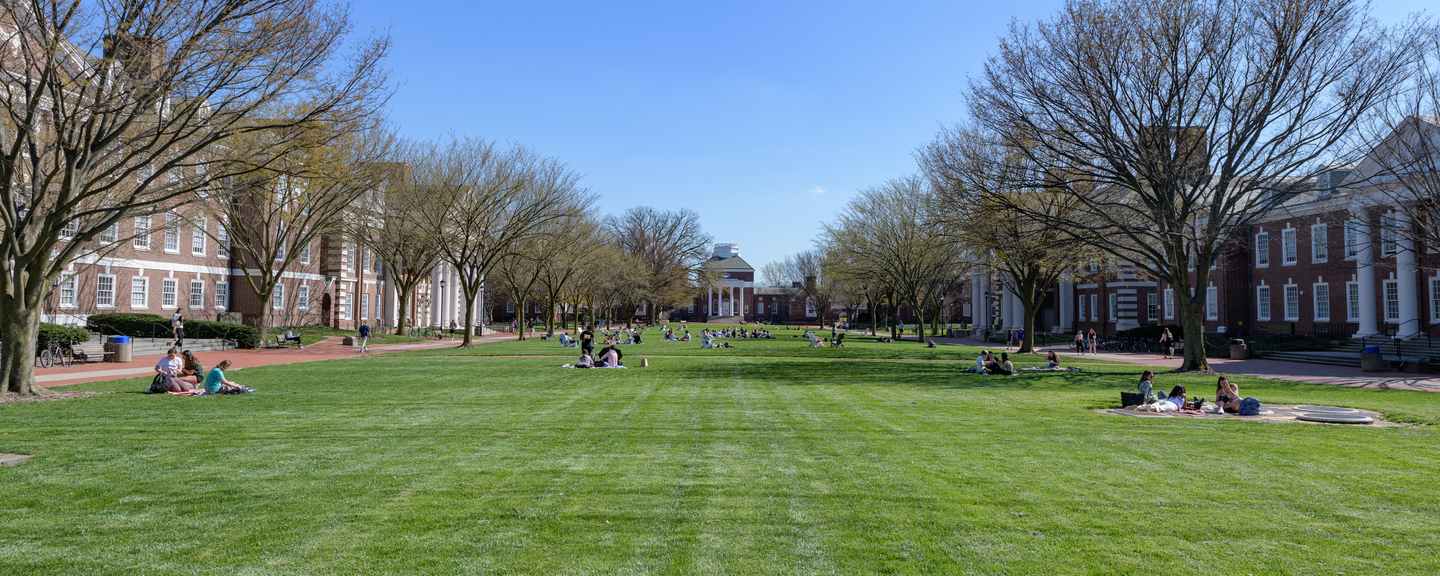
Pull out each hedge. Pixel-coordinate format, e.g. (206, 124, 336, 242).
(86, 313, 260, 349)
(38, 323, 91, 350)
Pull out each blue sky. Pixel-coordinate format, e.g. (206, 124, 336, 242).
(348, 0, 1427, 274)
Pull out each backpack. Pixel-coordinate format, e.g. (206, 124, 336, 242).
(149, 373, 174, 394)
(1238, 397, 1262, 416)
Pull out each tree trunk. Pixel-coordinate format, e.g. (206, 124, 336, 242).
(459, 285, 479, 348)
(395, 289, 411, 335)
(1177, 297, 1212, 372)
(1, 306, 44, 395)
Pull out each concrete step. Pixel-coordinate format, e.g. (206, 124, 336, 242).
(89, 337, 238, 356)
(1259, 351, 1362, 367)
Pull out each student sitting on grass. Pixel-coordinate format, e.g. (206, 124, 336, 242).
(999, 352, 1015, 375)
(598, 346, 626, 368)
(178, 350, 204, 386)
(1137, 370, 1157, 403)
(1216, 376, 1241, 413)
(151, 348, 193, 393)
(681, 331, 692, 341)
(575, 352, 595, 368)
(205, 360, 251, 394)
(1046, 350, 1060, 369)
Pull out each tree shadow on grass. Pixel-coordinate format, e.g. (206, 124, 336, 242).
(655, 358, 1145, 393)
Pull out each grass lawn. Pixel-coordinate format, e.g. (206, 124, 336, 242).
(2, 330, 1438, 574)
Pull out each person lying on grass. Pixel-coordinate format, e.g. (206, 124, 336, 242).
(1166, 385, 1188, 410)
(205, 360, 251, 394)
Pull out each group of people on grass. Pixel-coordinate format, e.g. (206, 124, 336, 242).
(574, 344, 626, 368)
(151, 347, 251, 395)
(1133, 370, 1247, 413)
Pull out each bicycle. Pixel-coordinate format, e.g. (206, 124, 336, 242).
(38, 339, 73, 368)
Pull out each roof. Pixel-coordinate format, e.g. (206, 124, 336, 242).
(754, 286, 792, 295)
(701, 255, 753, 271)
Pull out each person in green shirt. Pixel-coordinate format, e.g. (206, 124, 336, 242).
(204, 360, 250, 394)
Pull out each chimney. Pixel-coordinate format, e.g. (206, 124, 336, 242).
(104, 34, 166, 81)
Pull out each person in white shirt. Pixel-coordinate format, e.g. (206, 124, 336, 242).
(152, 348, 192, 392)
(171, 309, 185, 346)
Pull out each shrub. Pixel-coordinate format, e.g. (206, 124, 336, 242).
(1250, 335, 1332, 352)
(86, 312, 260, 349)
(37, 323, 91, 351)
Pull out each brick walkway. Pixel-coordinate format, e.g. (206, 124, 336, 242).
(37, 331, 533, 388)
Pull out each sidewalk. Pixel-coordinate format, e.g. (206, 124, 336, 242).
(925, 334, 1440, 392)
(37, 331, 530, 388)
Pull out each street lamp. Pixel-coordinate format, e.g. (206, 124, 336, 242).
(438, 278, 447, 335)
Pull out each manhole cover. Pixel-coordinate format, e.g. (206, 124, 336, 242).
(1296, 413, 1374, 424)
(1294, 405, 1359, 414)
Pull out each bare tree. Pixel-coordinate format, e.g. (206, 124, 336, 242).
(214, 125, 395, 340)
(534, 216, 604, 335)
(606, 207, 712, 324)
(419, 137, 589, 347)
(963, 0, 1425, 371)
(350, 162, 443, 335)
(0, 0, 390, 394)
(921, 125, 1101, 353)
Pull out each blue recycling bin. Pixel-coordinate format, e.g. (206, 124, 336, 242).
(107, 335, 132, 363)
(109, 335, 130, 344)
(1361, 345, 1382, 372)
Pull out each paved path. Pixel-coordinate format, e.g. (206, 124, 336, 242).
(921, 334, 1440, 392)
(37, 331, 533, 388)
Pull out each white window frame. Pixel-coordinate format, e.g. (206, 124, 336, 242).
(1344, 220, 1359, 260)
(1432, 279, 1440, 322)
(1282, 228, 1297, 265)
(217, 223, 230, 260)
(1347, 282, 1361, 321)
(1079, 295, 1088, 321)
(191, 218, 206, 255)
(1255, 232, 1270, 267)
(1313, 283, 1330, 322)
(361, 293, 370, 320)
(1311, 224, 1327, 263)
(1206, 286, 1218, 320)
(1107, 293, 1117, 322)
(1146, 293, 1158, 322)
(163, 213, 180, 253)
(343, 293, 352, 320)
(59, 273, 77, 308)
(1381, 215, 1398, 256)
(96, 274, 116, 309)
(100, 223, 118, 244)
(300, 241, 310, 265)
(161, 278, 178, 309)
(1163, 288, 1175, 319)
(506, 300, 514, 313)
(1283, 284, 1300, 321)
(131, 276, 149, 308)
(1090, 294, 1098, 321)
(133, 216, 151, 250)
(60, 220, 78, 239)
(1384, 280, 1400, 321)
(273, 284, 285, 310)
(298, 284, 310, 310)
(190, 280, 205, 309)
(275, 226, 287, 261)
(215, 281, 229, 310)
(1256, 286, 1270, 321)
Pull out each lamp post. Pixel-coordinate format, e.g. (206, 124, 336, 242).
(477, 284, 485, 337)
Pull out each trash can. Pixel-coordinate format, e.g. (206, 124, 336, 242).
(341, 336, 355, 346)
(108, 335, 132, 363)
(1229, 338, 1248, 360)
(1361, 344, 1384, 372)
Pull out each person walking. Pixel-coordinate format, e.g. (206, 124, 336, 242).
(1088, 328, 1098, 354)
(1160, 327, 1174, 359)
(172, 309, 185, 347)
(358, 322, 371, 353)
(1074, 332, 1085, 355)
(1005, 329, 1014, 350)
(450, 319, 458, 339)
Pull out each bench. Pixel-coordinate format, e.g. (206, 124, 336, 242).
(271, 335, 302, 349)
(70, 343, 112, 364)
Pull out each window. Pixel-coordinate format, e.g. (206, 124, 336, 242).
(133, 216, 151, 249)
(1079, 295, 1088, 321)
(1255, 232, 1270, 267)
(342, 243, 352, 270)
(273, 285, 285, 310)
(1164, 289, 1175, 319)
(506, 300, 514, 313)
(60, 220, 78, 239)
(96, 275, 116, 308)
(1284, 285, 1299, 321)
(1384, 280, 1400, 321)
(190, 280, 204, 309)
(131, 277, 148, 308)
(1433, 279, 1440, 321)
(1314, 283, 1330, 322)
(1146, 293, 1158, 322)
(1090, 294, 1098, 321)
(275, 226, 286, 261)
(162, 278, 178, 308)
(364, 248, 372, 273)
(216, 282, 228, 310)
(100, 224, 118, 244)
(299, 241, 310, 265)
(1282, 229, 1297, 264)
(343, 293, 352, 320)
(298, 284, 310, 310)
(217, 223, 229, 259)
(1108, 293, 1117, 322)
(1347, 282, 1361, 321)
(1344, 221, 1359, 259)
(164, 213, 180, 252)
(59, 273, 77, 308)
(1311, 224, 1327, 262)
(1256, 286, 1271, 321)
(189, 218, 205, 255)
(1207, 286, 1218, 320)
(362, 293, 370, 320)
(1381, 215, 1398, 256)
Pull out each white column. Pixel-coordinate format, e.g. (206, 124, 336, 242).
(1355, 212, 1379, 338)
(429, 270, 442, 327)
(1060, 281, 1074, 332)
(1000, 286, 1013, 329)
(1397, 211, 1420, 338)
(708, 287, 714, 316)
(732, 286, 738, 316)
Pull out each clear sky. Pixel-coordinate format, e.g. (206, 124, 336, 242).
(347, 0, 1427, 275)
